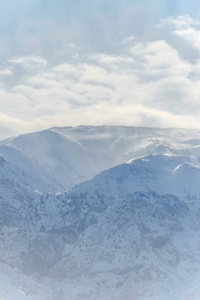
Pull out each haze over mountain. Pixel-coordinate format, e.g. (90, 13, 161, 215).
(1, 126, 200, 299)
(1, 125, 200, 192)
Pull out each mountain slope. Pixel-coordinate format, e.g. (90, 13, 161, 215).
(1, 155, 200, 299)
(1, 125, 200, 192)
(49, 155, 200, 300)
(1, 127, 200, 299)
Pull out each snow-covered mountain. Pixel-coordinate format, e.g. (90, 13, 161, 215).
(1, 126, 200, 299)
(1, 125, 200, 192)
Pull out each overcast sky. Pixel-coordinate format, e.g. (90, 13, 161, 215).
(1, 0, 200, 139)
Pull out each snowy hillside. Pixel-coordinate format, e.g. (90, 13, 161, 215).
(1, 125, 200, 192)
(1, 126, 200, 299)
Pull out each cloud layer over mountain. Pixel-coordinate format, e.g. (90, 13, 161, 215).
(1, 2, 200, 138)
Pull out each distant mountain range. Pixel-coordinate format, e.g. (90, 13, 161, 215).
(1, 126, 200, 300)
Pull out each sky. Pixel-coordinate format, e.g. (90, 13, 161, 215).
(1, 0, 200, 138)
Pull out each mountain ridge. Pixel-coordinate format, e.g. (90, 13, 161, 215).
(0, 126, 200, 299)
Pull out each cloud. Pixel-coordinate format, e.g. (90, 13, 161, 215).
(122, 36, 136, 44)
(159, 15, 200, 28)
(174, 28, 200, 49)
(160, 15, 200, 51)
(0, 112, 48, 140)
(1, 15, 200, 139)
(8, 56, 48, 68)
(0, 69, 12, 76)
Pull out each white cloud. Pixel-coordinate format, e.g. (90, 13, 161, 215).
(122, 36, 136, 44)
(174, 28, 200, 49)
(0, 112, 49, 140)
(159, 15, 200, 28)
(8, 56, 48, 68)
(160, 15, 200, 50)
(66, 43, 77, 49)
(0, 69, 12, 76)
(1, 16, 200, 139)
